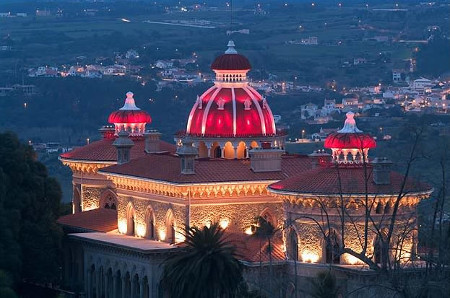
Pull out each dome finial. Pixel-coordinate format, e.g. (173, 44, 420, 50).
(225, 40, 238, 54)
(337, 111, 362, 133)
(120, 91, 140, 111)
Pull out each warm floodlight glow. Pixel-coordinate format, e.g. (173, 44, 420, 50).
(219, 218, 230, 229)
(245, 226, 254, 235)
(301, 251, 319, 263)
(159, 229, 166, 241)
(118, 220, 127, 234)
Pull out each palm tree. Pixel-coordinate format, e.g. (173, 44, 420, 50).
(251, 216, 278, 295)
(160, 223, 243, 298)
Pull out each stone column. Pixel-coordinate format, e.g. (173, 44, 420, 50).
(205, 141, 212, 158)
(105, 272, 110, 298)
(232, 142, 239, 159)
(139, 278, 145, 298)
(95, 269, 101, 298)
(113, 273, 119, 298)
(130, 277, 135, 298)
(121, 276, 127, 298)
(86, 270, 92, 298)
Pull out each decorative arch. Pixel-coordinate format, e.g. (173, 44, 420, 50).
(126, 202, 136, 236)
(197, 141, 208, 158)
(223, 141, 234, 159)
(100, 188, 117, 210)
(324, 229, 341, 264)
(211, 142, 221, 158)
(165, 209, 176, 244)
(374, 228, 388, 264)
(287, 228, 299, 261)
(375, 201, 384, 214)
(237, 141, 247, 159)
(145, 206, 156, 240)
(72, 185, 81, 214)
(260, 207, 277, 227)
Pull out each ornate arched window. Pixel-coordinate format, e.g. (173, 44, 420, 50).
(260, 208, 276, 228)
(287, 229, 299, 261)
(126, 203, 135, 236)
(101, 189, 117, 210)
(145, 206, 156, 240)
(325, 229, 341, 264)
(165, 209, 176, 244)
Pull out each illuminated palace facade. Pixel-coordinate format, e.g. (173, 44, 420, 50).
(59, 42, 432, 297)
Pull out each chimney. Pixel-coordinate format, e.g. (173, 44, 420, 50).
(144, 130, 162, 153)
(99, 125, 115, 139)
(372, 157, 393, 185)
(112, 130, 134, 164)
(176, 138, 198, 174)
(308, 149, 331, 169)
(249, 145, 284, 172)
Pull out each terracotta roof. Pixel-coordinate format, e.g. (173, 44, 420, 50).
(58, 208, 118, 232)
(225, 232, 285, 263)
(60, 138, 176, 162)
(269, 166, 432, 195)
(100, 154, 312, 184)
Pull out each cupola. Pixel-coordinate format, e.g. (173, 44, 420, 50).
(324, 112, 376, 164)
(108, 92, 151, 137)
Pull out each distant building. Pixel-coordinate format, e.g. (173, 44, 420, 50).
(36, 9, 51, 17)
(125, 49, 140, 59)
(12, 84, 37, 96)
(412, 78, 433, 91)
(0, 87, 13, 97)
(353, 58, 367, 65)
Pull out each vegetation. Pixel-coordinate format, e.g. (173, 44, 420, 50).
(161, 223, 244, 298)
(309, 271, 339, 298)
(0, 132, 63, 292)
(251, 216, 278, 296)
(415, 34, 450, 77)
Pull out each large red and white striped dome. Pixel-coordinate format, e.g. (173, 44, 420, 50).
(186, 41, 276, 138)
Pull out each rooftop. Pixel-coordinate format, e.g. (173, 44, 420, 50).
(269, 166, 432, 195)
(70, 232, 175, 252)
(60, 138, 176, 162)
(58, 208, 117, 232)
(100, 154, 312, 184)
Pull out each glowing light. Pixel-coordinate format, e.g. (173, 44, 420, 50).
(219, 218, 230, 229)
(175, 232, 185, 243)
(118, 221, 127, 234)
(159, 229, 166, 241)
(136, 224, 146, 238)
(301, 251, 319, 263)
(344, 254, 361, 265)
(245, 227, 254, 235)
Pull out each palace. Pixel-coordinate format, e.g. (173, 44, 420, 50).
(58, 41, 432, 297)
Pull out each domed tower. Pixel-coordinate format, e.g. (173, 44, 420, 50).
(108, 91, 152, 137)
(324, 112, 376, 164)
(180, 41, 284, 159)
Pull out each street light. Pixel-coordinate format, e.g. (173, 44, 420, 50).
(302, 129, 305, 140)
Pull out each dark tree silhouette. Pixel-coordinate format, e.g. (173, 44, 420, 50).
(0, 132, 63, 288)
(161, 223, 243, 298)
